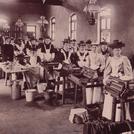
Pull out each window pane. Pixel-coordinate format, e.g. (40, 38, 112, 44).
(101, 19, 106, 29)
(72, 32, 75, 40)
(72, 15, 77, 21)
(70, 14, 77, 40)
(27, 26, 36, 32)
(52, 18, 55, 23)
(101, 31, 110, 42)
(107, 18, 111, 29)
(50, 17, 56, 40)
(72, 22, 75, 30)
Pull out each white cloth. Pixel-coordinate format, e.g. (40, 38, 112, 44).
(115, 103, 121, 121)
(86, 87, 93, 104)
(69, 108, 87, 123)
(88, 52, 105, 71)
(104, 56, 133, 84)
(102, 92, 114, 120)
(85, 52, 104, 105)
(77, 51, 89, 67)
(92, 87, 102, 104)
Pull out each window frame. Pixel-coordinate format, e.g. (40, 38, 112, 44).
(26, 25, 36, 38)
(50, 17, 56, 41)
(100, 16, 111, 43)
(69, 13, 77, 40)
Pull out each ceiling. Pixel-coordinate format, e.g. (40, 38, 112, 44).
(0, 0, 63, 5)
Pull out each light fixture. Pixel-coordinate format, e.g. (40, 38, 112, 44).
(37, 16, 48, 25)
(3, 23, 10, 32)
(15, 18, 24, 38)
(83, 0, 101, 25)
(37, 16, 48, 37)
(15, 18, 24, 28)
(42, 0, 46, 4)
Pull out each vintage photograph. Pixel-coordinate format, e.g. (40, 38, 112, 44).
(0, 0, 134, 134)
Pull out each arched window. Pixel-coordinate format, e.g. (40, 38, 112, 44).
(69, 13, 77, 40)
(50, 17, 56, 40)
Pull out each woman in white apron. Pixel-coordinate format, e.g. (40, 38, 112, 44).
(102, 40, 133, 121)
(14, 39, 26, 65)
(37, 36, 57, 84)
(26, 38, 38, 66)
(55, 39, 73, 92)
(86, 43, 105, 105)
(70, 41, 89, 67)
(60, 38, 74, 64)
(37, 36, 56, 62)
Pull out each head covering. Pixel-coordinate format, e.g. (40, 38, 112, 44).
(39, 38, 44, 41)
(45, 35, 51, 40)
(78, 41, 86, 46)
(109, 40, 125, 49)
(86, 40, 92, 44)
(30, 38, 37, 42)
(100, 41, 108, 45)
(63, 38, 70, 44)
(71, 39, 76, 42)
(90, 43, 99, 46)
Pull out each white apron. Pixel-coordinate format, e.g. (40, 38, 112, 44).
(86, 52, 102, 105)
(77, 51, 89, 67)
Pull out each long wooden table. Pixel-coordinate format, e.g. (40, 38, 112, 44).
(0, 62, 34, 88)
(68, 73, 103, 106)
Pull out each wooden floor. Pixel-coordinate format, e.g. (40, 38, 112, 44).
(1, 79, 134, 134)
(0, 79, 82, 134)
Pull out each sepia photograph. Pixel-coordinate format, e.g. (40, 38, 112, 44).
(0, 0, 134, 134)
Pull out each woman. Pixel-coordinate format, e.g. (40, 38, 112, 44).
(71, 39, 77, 53)
(86, 43, 105, 105)
(25, 38, 38, 65)
(1, 37, 14, 62)
(86, 39, 92, 51)
(38, 36, 56, 62)
(100, 41, 110, 62)
(14, 38, 25, 65)
(70, 41, 89, 67)
(60, 38, 73, 64)
(102, 40, 133, 121)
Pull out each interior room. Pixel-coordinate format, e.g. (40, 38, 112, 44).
(0, 0, 134, 134)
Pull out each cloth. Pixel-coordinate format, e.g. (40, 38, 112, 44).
(86, 87, 93, 105)
(92, 87, 102, 104)
(25, 66, 41, 88)
(88, 52, 105, 71)
(83, 120, 134, 134)
(54, 49, 65, 63)
(102, 92, 114, 120)
(61, 48, 73, 63)
(104, 56, 133, 84)
(69, 108, 88, 124)
(38, 43, 56, 53)
(102, 55, 133, 121)
(70, 51, 89, 67)
(83, 121, 110, 134)
(1, 44, 14, 62)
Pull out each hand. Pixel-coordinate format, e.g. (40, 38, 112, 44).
(99, 68, 104, 72)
